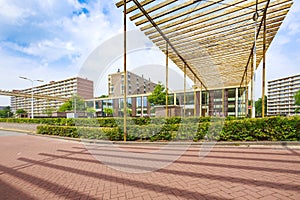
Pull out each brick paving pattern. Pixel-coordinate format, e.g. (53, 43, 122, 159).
(0, 130, 300, 200)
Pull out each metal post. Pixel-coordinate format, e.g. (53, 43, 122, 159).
(194, 76, 196, 117)
(174, 92, 176, 106)
(141, 96, 143, 117)
(74, 92, 77, 117)
(31, 81, 33, 119)
(123, 0, 127, 141)
(222, 89, 225, 116)
(200, 84, 202, 117)
(262, 10, 266, 118)
(166, 42, 169, 117)
(19, 76, 43, 118)
(206, 89, 208, 116)
(245, 69, 249, 117)
(252, 11, 258, 118)
(235, 88, 238, 117)
(184, 64, 186, 117)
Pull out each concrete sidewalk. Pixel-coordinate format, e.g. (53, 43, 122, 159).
(0, 130, 300, 200)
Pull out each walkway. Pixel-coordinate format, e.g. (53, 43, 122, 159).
(0, 130, 299, 200)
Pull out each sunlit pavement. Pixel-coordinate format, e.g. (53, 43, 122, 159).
(0, 130, 300, 200)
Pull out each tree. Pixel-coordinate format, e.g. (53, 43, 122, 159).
(16, 109, 27, 115)
(43, 107, 56, 117)
(295, 90, 300, 112)
(148, 83, 167, 106)
(0, 106, 13, 118)
(16, 109, 27, 118)
(58, 101, 72, 112)
(103, 108, 114, 116)
(255, 96, 267, 117)
(86, 107, 96, 118)
(58, 95, 85, 112)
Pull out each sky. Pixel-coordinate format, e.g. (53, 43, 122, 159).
(0, 0, 299, 106)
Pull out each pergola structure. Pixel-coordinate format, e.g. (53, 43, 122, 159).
(0, 89, 68, 102)
(115, 0, 293, 140)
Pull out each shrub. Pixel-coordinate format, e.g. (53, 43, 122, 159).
(6, 116, 300, 142)
(37, 125, 121, 140)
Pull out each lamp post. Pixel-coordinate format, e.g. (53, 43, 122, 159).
(19, 76, 44, 119)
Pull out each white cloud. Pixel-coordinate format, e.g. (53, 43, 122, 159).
(0, 0, 124, 105)
(0, 0, 299, 106)
(0, 1, 32, 24)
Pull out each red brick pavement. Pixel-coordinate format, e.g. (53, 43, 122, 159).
(0, 131, 300, 200)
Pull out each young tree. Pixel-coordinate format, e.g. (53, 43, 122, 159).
(43, 107, 56, 117)
(255, 96, 267, 117)
(103, 108, 114, 116)
(0, 106, 13, 118)
(58, 95, 85, 112)
(58, 101, 72, 112)
(295, 90, 300, 112)
(148, 83, 167, 106)
(86, 107, 96, 118)
(16, 109, 27, 117)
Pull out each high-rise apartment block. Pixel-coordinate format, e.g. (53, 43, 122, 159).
(108, 70, 157, 97)
(11, 77, 93, 116)
(268, 74, 300, 116)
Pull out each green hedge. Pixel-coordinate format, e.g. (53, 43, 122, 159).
(0, 116, 220, 127)
(37, 125, 122, 140)
(35, 116, 300, 142)
(220, 116, 300, 141)
(3, 116, 300, 141)
(36, 123, 207, 141)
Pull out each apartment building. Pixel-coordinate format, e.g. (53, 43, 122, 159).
(108, 70, 157, 97)
(268, 74, 300, 116)
(11, 77, 93, 116)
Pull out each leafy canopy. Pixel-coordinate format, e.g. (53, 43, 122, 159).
(295, 90, 300, 112)
(0, 106, 13, 118)
(58, 94, 85, 112)
(255, 96, 267, 117)
(16, 109, 27, 114)
(148, 83, 167, 106)
(103, 107, 114, 116)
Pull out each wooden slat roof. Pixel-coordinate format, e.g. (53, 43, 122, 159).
(116, 0, 293, 89)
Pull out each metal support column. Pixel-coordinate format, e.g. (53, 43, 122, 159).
(262, 10, 267, 118)
(235, 88, 239, 118)
(222, 89, 225, 116)
(200, 84, 202, 117)
(246, 67, 248, 117)
(166, 43, 169, 117)
(123, 0, 127, 141)
(174, 92, 176, 106)
(184, 64, 186, 117)
(252, 10, 258, 118)
(194, 76, 196, 117)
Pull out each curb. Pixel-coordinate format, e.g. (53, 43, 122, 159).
(0, 127, 36, 134)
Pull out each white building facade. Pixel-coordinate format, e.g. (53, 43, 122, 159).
(11, 77, 93, 117)
(268, 74, 300, 116)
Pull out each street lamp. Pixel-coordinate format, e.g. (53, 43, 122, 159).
(19, 76, 44, 119)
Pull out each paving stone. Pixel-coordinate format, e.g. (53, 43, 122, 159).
(0, 132, 299, 200)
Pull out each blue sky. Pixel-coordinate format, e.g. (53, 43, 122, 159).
(0, 0, 299, 105)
